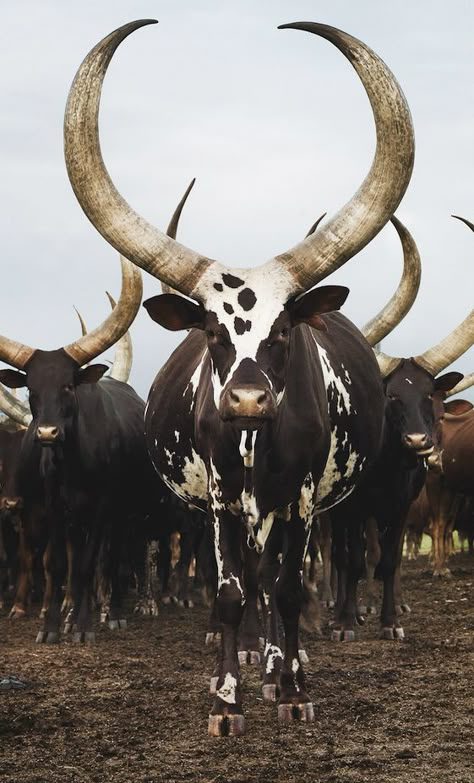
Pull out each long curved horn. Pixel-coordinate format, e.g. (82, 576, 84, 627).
(375, 352, 402, 378)
(271, 22, 414, 293)
(162, 179, 196, 295)
(362, 216, 421, 346)
(64, 20, 414, 300)
(0, 385, 32, 427)
(106, 292, 132, 383)
(445, 372, 474, 399)
(73, 306, 88, 337)
(413, 309, 474, 376)
(413, 216, 474, 376)
(64, 20, 218, 300)
(0, 337, 34, 372)
(63, 256, 142, 366)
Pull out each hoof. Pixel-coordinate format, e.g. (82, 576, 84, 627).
(278, 702, 314, 723)
(134, 601, 159, 617)
(63, 622, 73, 635)
(208, 713, 245, 737)
(399, 603, 411, 615)
(39, 607, 47, 619)
(366, 605, 377, 615)
(178, 599, 194, 609)
(238, 650, 261, 666)
(380, 626, 404, 640)
(108, 618, 127, 630)
(36, 630, 59, 644)
(209, 676, 218, 694)
(72, 631, 95, 644)
(100, 610, 109, 624)
(205, 632, 215, 646)
(321, 598, 335, 609)
(331, 628, 355, 642)
(162, 595, 172, 606)
(9, 606, 26, 620)
(262, 683, 279, 702)
(298, 649, 309, 665)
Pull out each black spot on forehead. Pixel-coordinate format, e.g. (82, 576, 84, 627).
(234, 317, 247, 335)
(238, 288, 257, 311)
(223, 303, 234, 315)
(213, 283, 223, 292)
(222, 273, 245, 289)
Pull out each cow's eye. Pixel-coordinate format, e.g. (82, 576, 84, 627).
(63, 384, 74, 393)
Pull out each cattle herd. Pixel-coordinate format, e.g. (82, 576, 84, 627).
(0, 19, 473, 739)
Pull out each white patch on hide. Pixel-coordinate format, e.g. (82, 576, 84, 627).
(217, 672, 238, 704)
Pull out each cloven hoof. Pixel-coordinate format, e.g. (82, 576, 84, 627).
(35, 630, 60, 644)
(72, 630, 96, 644)
(238, 650, 261, 666)
(278, 702, 315, 723)
(380, 626, 405, 640)
(331, 628, 356, 642)
(262, 683, 279, 702)
(208, 713, 245, 737)
(108, 618, 127, 630)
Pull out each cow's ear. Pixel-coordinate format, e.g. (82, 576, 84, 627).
(287, 286, 349, 330)
(77, 364, 108, 385)
(444, 399, 473, 415)
(143, 294, 206, 331)
(434, 371, 464, 392)
(0, 369, 28, 388)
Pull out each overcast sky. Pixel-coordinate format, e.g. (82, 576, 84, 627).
(0, 0, 472, 402)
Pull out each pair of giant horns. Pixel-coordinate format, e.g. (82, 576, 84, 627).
(0, 257, 142, 372)
(375, 215, 474, 378)
(445, 372, 474, 399)
(64, 20, 414, 303)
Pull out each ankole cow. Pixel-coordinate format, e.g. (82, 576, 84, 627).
(64, 20, 414, 734)
(0, 259, 158, 642)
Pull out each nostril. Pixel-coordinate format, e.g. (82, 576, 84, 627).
(257, 391, 267, 406)
(229, 390, 241, 404)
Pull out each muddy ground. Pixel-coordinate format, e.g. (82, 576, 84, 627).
(0, 553, 473, 783)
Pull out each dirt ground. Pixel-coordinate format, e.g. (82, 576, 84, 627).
(1, 553, 473, 783)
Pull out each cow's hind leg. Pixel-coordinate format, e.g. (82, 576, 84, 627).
(208, 508, 245, 737)
(276, 510, 313, 723)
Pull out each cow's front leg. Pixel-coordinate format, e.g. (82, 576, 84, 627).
(276, 508, 314, 723)
(208, 506, 245, 737)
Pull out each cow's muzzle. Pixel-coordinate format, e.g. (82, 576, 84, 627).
(36, 426, 63, 444)
(402, 432, 433, 456)
(220, 385, 276, 427)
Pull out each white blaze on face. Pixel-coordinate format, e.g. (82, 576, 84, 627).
(196, 263, 294, 406)
(405, 378, 413, 385)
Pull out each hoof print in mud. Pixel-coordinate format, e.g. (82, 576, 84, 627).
(278, 702, 314, 723)
(208, 713, 245, 737)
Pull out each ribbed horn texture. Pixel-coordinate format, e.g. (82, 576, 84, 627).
(106, 291, 133, 383)
(413, 309, 474, 376)
(0, 385, 32, 427)
(63, 256, 142, 366)
(162, 179, 196, 295)
(64, 20, 414, 303)
(64, 20, 217, 300)
(270, 22, 415, 294)
(0, 336, 34, 371)
(362, 216, 421, 347)
(375, 352, 402, 378)
(445, 372, 474, 399)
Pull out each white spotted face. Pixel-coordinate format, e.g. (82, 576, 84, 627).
(196, 263, 295, 416)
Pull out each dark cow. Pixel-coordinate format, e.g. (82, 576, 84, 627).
(64, 20, 414, 734)
(328, 216, 472, 639)
(0, 259, 154, 642)
(0, 426, 25, 609)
